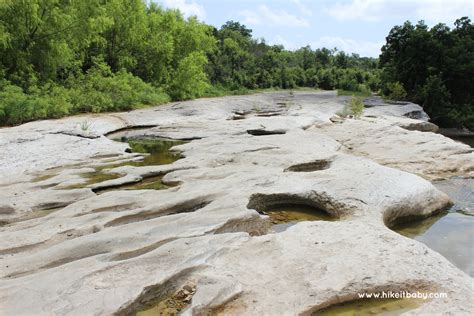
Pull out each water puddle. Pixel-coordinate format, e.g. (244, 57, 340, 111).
(392, 177, 474, 276)
(434, 177, 473, 215)
(65, 137, 186, 190)
(64, 171, 122, 189)
(313, 298, 425, 316)
(96, 175, 176, 194)
(113, 137, 186, 167)
(261, 204, 336, 232)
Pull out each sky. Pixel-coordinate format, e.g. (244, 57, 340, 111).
(158, 0, 474, 57)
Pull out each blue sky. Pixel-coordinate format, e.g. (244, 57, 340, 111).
(159, 0, 474, 57)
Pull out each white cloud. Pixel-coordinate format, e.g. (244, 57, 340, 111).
(269, 35, 382, 57)
(271, 35, 299, 50)
(311, 36, 384, 57)
(291, 0, 313, 17)
(326, 0, 474, 23)
(162, 0, 206, 20)
(240, 5, 310, 27)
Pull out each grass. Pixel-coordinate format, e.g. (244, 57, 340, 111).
(203, 85, 320, 98)
(337, 89, 372, 97)
(1, 85, 325, 127)
(79, 120, 92, 131)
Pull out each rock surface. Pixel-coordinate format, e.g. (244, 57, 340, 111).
(0, 91, 472, 315)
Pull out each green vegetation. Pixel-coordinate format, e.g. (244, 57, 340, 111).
(349, 96, 365, 118)
(337, 89, 371, 97)
(0, 0, 379, 126)
(338, 96, 365, 119)
(0, 1, 471, 130)
(380, 17, 474, 129)
(384, 82, 407, 101)
(0, 0, 212, 125)
(207, 21, 379, 92)
(79, 120, 92, 132)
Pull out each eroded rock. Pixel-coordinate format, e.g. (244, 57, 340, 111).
(0, 91, 472, 315)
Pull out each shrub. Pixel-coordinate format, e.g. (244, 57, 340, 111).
(0, 81, 71, 125)
(366, 71, 381, 91)
(338, 73, 358, 91)
(0, 65, 170, 126)
(356, 84, 371, 96)
(338, 95, 364, 119)
(168, 52, 210, 100)
(349, 95, 365, 118)
(203, 84, 250, 97)
(445, 105, 474, 130)
(385, 82, 407, 100)
(419, 75, 451, 120)
(317, 68, 336, 90)
(68, 63, 169, 113)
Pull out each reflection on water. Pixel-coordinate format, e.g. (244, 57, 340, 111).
(392, 177, 474, 276)
(65, 138, 185, 190)
(451, 136, 474, 148)
(393, 212, 473, 276)
(434, 177, 473, 215)
(96, 175, 176, 194)
(313, 298, 425, 316)
(110, 137, 186, 167)
(64, 170, 122, 189)
(262, 204, 336, 232)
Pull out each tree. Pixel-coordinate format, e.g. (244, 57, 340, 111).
(0, 2, 382, 126)
(168, 52, 209, 100)
(0, 0, 104, 86)
(380, 17, 474, 129)
(420, 75, 451, 123)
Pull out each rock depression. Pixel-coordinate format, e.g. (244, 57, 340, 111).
(0, 91, 473, 315)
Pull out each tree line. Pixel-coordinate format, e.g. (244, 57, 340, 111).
(380, 17, 473, 130)
(0, 0, 472, 130)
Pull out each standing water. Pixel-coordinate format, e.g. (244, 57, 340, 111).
(392, 177, 474, 276)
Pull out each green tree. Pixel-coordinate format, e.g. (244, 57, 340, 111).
(420, 75, 451, 123)
(168, 52, 209, 100)
(0, 2, 382, 126)
(380, 17, 473, 129)
(385, 82, 407, 100)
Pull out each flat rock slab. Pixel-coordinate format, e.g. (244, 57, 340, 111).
(0, 91, 472, 315)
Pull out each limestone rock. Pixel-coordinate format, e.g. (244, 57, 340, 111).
(0, 91, 472, 315)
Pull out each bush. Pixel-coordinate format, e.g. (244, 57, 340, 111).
(168, 52, 210, 100)
(0, 81, 71, 125)
(69, 64, 170, 113)
(0, 65, 170, 126)
(356, 84, 371, 95)
(366, 71, 381, 91)
(445, 105, 474, 130)
(384, 82, 407, 100)
(419, 75, 451, 121)
(203, 84, 250, 97)
(338, 95, 365, 119)
(317, 68, 336, 90)
(349, 95, 365, 118)
(338, 73, 358, 91)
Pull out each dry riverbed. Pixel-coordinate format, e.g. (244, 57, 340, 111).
(0, 91, 473, 315)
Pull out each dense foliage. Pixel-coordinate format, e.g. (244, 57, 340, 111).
(207, 21, 379, 93)
(1, 1, 470, 130)
(338, 96, 365, 119)
(0, 0, 379, 126)
(0, 0, 213, 125)
(380, 17, 474, 129)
